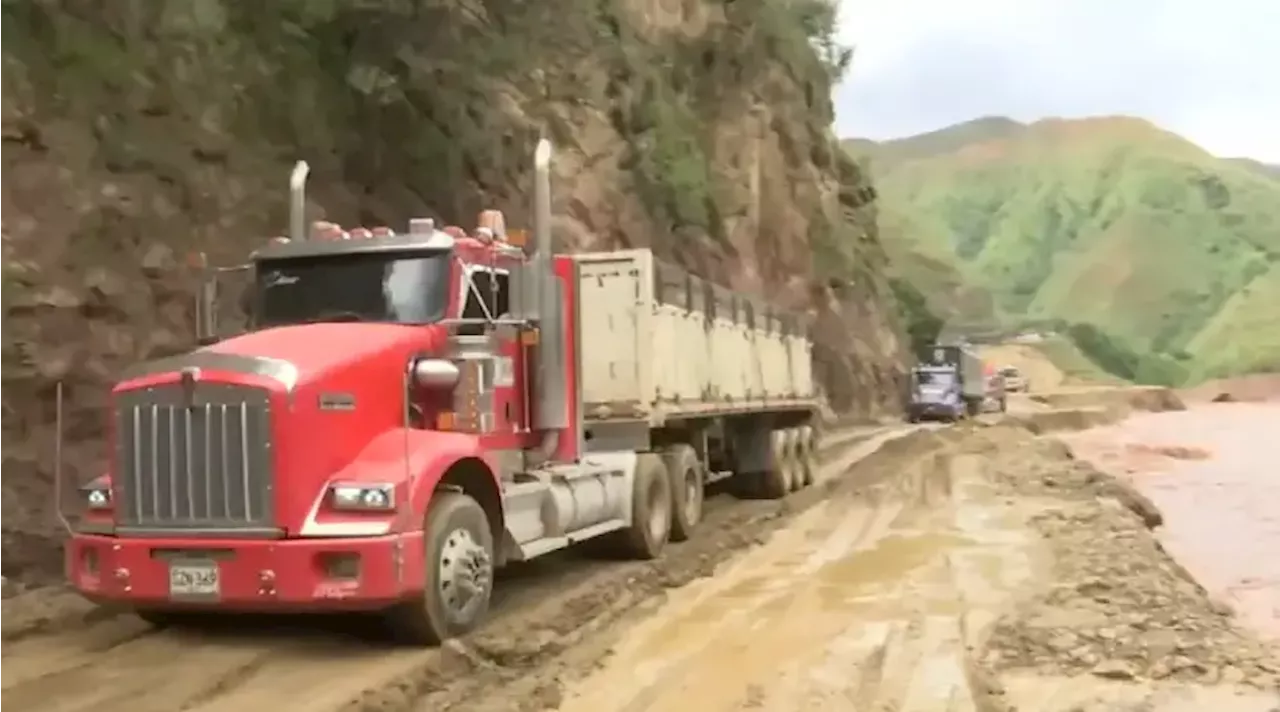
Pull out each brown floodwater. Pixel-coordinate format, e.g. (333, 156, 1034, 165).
(1066, 400, 1280, 640)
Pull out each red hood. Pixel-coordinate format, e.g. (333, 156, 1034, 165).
(203, 322, 441, 381)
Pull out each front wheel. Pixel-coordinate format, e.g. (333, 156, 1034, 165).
(387, 491, 494, 645)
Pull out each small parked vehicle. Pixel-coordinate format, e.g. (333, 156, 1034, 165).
(999, 365, 1028, 393)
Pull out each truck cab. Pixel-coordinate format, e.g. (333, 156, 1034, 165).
(907, 365, 965, 422)
(66, 146, 583, 643)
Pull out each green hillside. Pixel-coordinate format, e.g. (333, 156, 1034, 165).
(848, 116, 1280, 383)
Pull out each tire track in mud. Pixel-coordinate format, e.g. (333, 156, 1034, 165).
(553, 445, 1045, 712)
(1, 423, 921, 712)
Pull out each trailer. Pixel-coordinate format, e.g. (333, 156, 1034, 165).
(60, 140, 820, 645)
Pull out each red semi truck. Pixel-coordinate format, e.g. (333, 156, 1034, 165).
(62, 140, 821, 644)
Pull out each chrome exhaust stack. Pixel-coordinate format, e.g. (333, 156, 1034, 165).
(289, 160, 310, 242)
(530, 139, 569, 435)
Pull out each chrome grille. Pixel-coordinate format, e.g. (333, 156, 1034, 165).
(114, 383, 275, 533)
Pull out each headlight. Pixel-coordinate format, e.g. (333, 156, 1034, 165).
(329, 483, 396, 511)
(82, 484, 111, 510)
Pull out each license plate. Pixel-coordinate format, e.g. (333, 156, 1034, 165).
(168, 561, 220, 598)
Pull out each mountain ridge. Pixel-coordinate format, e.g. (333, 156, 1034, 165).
(847, 114, 1280, 383)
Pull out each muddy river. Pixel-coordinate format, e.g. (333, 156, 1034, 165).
(1067, 400, 1280, 641)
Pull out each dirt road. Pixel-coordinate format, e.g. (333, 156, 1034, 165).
(557, 433, 1034, 712)
(0, 422, 927, 712)
(6, 398, 1279, 712)
(556, 410, 1280, 712)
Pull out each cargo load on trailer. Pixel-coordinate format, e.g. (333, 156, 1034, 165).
(59, 140, 820, 644)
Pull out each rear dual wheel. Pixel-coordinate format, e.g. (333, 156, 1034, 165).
(755, 426, 817, 499)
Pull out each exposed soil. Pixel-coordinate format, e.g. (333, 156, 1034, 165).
(979, 434, 1280, 702)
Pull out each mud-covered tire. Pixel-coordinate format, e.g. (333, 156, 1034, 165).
(759, 430, 793, 499)
(663, 444, 703, 542)
(387, 491, 494, 646)
(608, 453, 672, 559)
(796, 426, 817, 488)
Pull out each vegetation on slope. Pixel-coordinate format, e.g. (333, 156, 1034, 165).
(848, 116, 1280, 384)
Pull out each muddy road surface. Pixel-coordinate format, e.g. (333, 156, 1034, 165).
(557, 413, 1280, 712)
(7, 400, 1279, 712)
(0, 422, 929, 712)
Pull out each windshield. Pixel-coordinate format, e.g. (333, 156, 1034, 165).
(916, 369, 957, 387)
(253, 250, 451, 327)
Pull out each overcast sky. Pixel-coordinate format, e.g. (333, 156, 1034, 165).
(833, 0, 1280, 162)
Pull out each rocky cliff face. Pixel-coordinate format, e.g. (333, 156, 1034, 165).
(1, 0, 910, 588)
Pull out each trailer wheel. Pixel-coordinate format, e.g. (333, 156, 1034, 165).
(759, 429, 793, 499)
(389, 491, 494, 646)
(663, 444, 703, 542)
(796, 426, 817, 488)
(607, 453, 672, 559)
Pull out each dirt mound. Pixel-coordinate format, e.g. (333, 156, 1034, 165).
(977, 435, 1280, 691)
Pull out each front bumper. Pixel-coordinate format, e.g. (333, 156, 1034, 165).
(66, 531, 425, 612)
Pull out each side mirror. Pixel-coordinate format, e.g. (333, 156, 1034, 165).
(190, 252, 253, 346)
